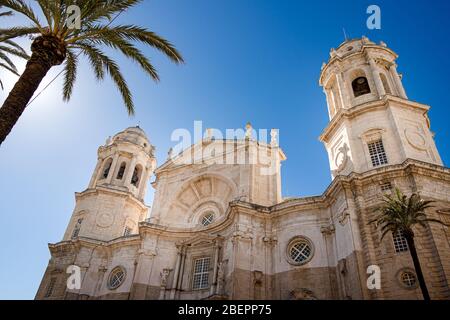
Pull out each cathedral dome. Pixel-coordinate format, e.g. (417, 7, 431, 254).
(109, 126, 151, 150)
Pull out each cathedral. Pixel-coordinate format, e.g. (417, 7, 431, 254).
(36, 37, 450, 300)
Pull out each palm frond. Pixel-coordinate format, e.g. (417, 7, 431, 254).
(2, 0, 183, 112)
(2, 0, 43, 30)
(68, 24, 184, 64)
(0, 10, 13, 17)
(74, 42, 134, 115)
(0, 61, 19, 75)
(421, 218, 450, 227)
(79, 0, 142, 25)
(2, 38, 28, 54)
(0, 7, 30, 88)
(0, 50, 18, 71)
(0, 44, 29, 59)
(76, 33, 160, 80)
(370, 188, 446, 245)
(62, 48, 78, 101)
(0, 26, 41, 42)
(74, 42, 104, 80)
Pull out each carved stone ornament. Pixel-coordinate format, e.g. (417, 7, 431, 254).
(337, 209, 350, 226)
(217, 260, 228, 295)
(290, 288, 317, 300)
(334, 143, 349, 173)
(96, 212, 114, 228)
(160, 268, 171, 287)
(404, 128, 427, 151)
(320, 223, 335, 235)
(253, 270, 263, 286)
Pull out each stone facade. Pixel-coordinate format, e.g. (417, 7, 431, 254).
(36, 38, 450, 300)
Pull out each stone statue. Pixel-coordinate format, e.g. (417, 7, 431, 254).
(245, 122, 252, 140)
(270, 129, 278, 147)
(330, 48, 337, 58)
(205, 128, 213, 140)
(160, 268, 171, 287)
(167, 148, 174, 160)
(216, 260, 227, 295)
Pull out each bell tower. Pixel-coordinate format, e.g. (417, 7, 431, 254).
(62, 126, 157, 242)
(319, 37, 443, 178)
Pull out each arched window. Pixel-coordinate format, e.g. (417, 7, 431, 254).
(131, 165, 142, 187)
(108, 267, 126, 290)
(379, 73, 392, 95)
(352, 77, 371, 97)
(398, 270, 417, 289)
(101, 158, 113, 179)
(116, 162, 126, 180)
(200, 212, 215, 227)
(286, 236, 314, 266)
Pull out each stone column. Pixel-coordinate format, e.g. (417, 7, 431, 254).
(323, 89, 335, 119)
(320, 223, 338, 299)
(88, 157, 103, 188)
(124, 156, 137, 187)
(132, 249, 157, 299)
(368, 58, 385, 97)
(177, 247, 187, 292)
(170, 246, 182, 300)
(389, 64, 408, 99)
(138, 166, 151, 200)
(263, 235, 277, 299)
(336, 72, 349, 109)
(105, 153, 120, 184)
(210, 241, 221, 295)
(78, 263, 90, 297)
(93, 265, 107, 298)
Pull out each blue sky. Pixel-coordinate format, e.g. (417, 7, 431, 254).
(0, 0, 449, 299)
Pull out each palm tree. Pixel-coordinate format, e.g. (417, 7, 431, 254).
(0, 0, 183, 145)
(369, 188, 448, 300)
(0, 7, 30, 90)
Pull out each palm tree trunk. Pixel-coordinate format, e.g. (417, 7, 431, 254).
(0, 35, 66, 146)
(405, 234, 431, 300)
(0, 55, 52, 145)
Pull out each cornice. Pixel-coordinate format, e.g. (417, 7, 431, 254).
(154, 139, 287, 176)
(260, 159, 449, 215)
(319, 96, 430, 143)
(55, 160, 449, 249)
(319, 44, 397, 85)
(49, 235, 142, 253)
(75, 187, 149, 211)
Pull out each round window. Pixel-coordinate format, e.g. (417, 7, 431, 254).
(400, 271, 417, 289)
(287, 237, 314, 266)
(201, 213, 214, 227)
(108, 267, 126, 290)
